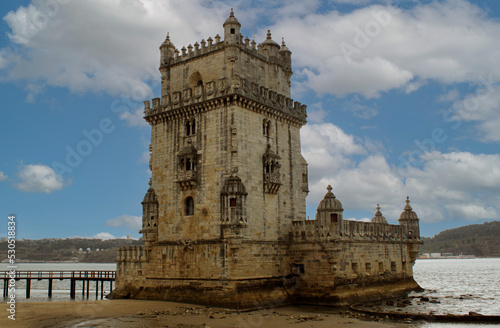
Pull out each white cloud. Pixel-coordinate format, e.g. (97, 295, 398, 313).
(140, 150, 150, 164)
(106, 215, 142, 231)
(270, 1, 500, 97)
(1, 0, 222, 97)
(92, 232, 118, 240)
(14, 164, 69, 193)
(119, 108, 148, 127)
(307, 102, 328, 123)
(25, 83, 44, 103)
(443, 84, 500, 142)
(342, 98, 378, 119)
(0, 171, 7, 181)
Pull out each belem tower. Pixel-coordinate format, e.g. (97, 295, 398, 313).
(110, 10, 423, 308)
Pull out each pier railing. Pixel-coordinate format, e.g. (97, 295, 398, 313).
(1, 270, 116, 300)
(1, 270, 116, 280)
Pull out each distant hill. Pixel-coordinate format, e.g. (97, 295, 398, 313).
(0, 238, 143, 263)
(420, 221, 500, 258)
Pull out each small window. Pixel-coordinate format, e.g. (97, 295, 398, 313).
(186, 158, 192, 171)
(185, 197, 194, 216)
(186, 119, 196, 136)
(263, 120, 270, 137)
(197, 80, 203, 86)
(391, 261, 396, 272)
(378, 262, 384, 272)
(230, 198, 237, 207)
(351, 262, 358, 273)
(292, 263, 305, 274)
(365, 262, 371, 271)
(230, 28, 235, 34)
(330, 213, 338, 223)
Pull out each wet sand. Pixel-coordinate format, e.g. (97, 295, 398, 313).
(1, 299, 421, 328)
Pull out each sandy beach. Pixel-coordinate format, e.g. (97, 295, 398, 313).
(0, 299, 422, 328)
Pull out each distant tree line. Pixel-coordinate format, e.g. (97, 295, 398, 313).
(420, 221, 500, 257)
(0, 238, 143, 263)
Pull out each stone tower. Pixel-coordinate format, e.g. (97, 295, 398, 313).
(112, 10, 422, 308)
(113, 10, 309, 307)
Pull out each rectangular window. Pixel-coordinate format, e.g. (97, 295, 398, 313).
(230, 198, 237, 207)
(391, 261, 396, 272)
(330, 214, 338, 223)
(351, 262, 358, 273)
(365, 262, 371, 271)
(378, 262, 384, 272)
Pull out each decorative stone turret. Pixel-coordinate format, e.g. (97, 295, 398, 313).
(140, 180, 158, 249)
(316, 185, 344, 225)
(160, 33, 176, 67)
(223, 8, 241, 44)
(398, 196, 420, 240)
(371, 204, 388, 224)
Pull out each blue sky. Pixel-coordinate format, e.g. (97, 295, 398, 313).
(1, 0, 500, 240)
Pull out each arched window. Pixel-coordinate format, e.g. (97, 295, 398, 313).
(186, 119, 196, 136)
(263, 119, 270, 137)
(185, 197, 194, 216)
(191, 119, 196, 135)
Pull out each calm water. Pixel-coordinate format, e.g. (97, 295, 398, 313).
(412, 258, 500, 328)
(1, 260, 499, 326)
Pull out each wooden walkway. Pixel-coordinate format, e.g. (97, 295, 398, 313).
(1, 270, 115, 300)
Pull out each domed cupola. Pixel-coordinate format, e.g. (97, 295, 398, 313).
(398, 196, 420, 239)
(223, 8, 241, 44)
(317, 185, 343, 212)
(316, 185, 344, 224)
(160, 33, 176, 66)
(399, 196, 418, 221)
(143, 185, 158, 205)
(262, 30, 280, 57)
(371, 204, 388, 224)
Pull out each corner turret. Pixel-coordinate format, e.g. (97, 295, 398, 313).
(398, 196, 420, 239)
(140, 179, 159, 249)
(160, 33, 176, 67)
(223, 8, 241, 44)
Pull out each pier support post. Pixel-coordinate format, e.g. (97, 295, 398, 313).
(48, 279, 53, 298)
(101, 281, 104, 299)
(70, 279, 76, 299)
(26, 279, 31, 299)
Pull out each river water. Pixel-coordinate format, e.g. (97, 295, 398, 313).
(1, 259, 499, 326)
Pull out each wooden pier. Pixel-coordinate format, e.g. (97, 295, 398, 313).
(1, 270, 115, 300)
